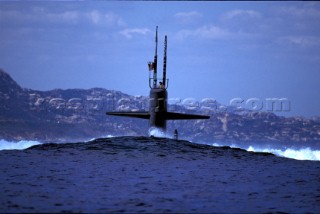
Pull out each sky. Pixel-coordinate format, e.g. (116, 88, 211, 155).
(0, 1, 320, 118)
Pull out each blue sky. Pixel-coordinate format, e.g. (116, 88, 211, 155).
(1, 1, 320, 118)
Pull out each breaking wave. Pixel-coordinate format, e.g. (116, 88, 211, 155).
(148, 127, 173, 138)
(88, 134, 115, 141)
(211, 143, 320, 161)
(0, 139, 42, 150)
(247, 146, 320, 161)
(1, 137, 319, 161)
(0, 135, 116, 151)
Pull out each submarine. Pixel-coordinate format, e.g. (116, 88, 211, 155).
(106, 26, 210, 134)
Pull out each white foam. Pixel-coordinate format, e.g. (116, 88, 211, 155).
(247, 146, 320, 161)
(0, 139, 41, 151)
(103, 134, 115, 138)
(148, 127, 172, 138)
(210, 142, 320, 161)
(88, 134, 115, 141)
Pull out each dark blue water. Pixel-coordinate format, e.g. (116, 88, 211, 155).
(0, 136, 319, 213)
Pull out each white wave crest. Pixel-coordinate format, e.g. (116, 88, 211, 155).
(89, 134, 115, 141)
(0, 139, 42, 151)
(148, 127, 172, 138)
(211, 142, 320, 161)
(247, 146, 320, 161)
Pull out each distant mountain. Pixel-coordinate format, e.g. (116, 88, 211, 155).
(1, 69, 320, 147)
(0, 69, 149, 142)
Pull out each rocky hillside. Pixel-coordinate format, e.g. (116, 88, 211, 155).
(0, 69, 149, 142)
(1, 69, 320, 147)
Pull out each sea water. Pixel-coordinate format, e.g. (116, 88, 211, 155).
(0, 136, 319, 213)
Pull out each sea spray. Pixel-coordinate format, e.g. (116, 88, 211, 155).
(89, 134, 115, 141)
(211, 142, 320, 161)
(0, 139, 41, 150)
(148, 127, 173, 139)
(247, 146, 320, 161)
(0, 135, 116, 151)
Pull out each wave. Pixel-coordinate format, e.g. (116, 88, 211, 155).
(1, 137, 319, 161)
(0, 134, 116, 151)
(247, 146, 320, 161)
(0, 139, 42, 150)
(88, 134, 115, 141)
(148, 127, 173, 139)
(211, 142, 320, 161)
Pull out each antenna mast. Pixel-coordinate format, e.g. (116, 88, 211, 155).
(153, 26, 158, 88)
(162, 35, 167, 87)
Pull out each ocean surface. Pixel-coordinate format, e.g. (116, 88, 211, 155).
(0, 136, 319, 213)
